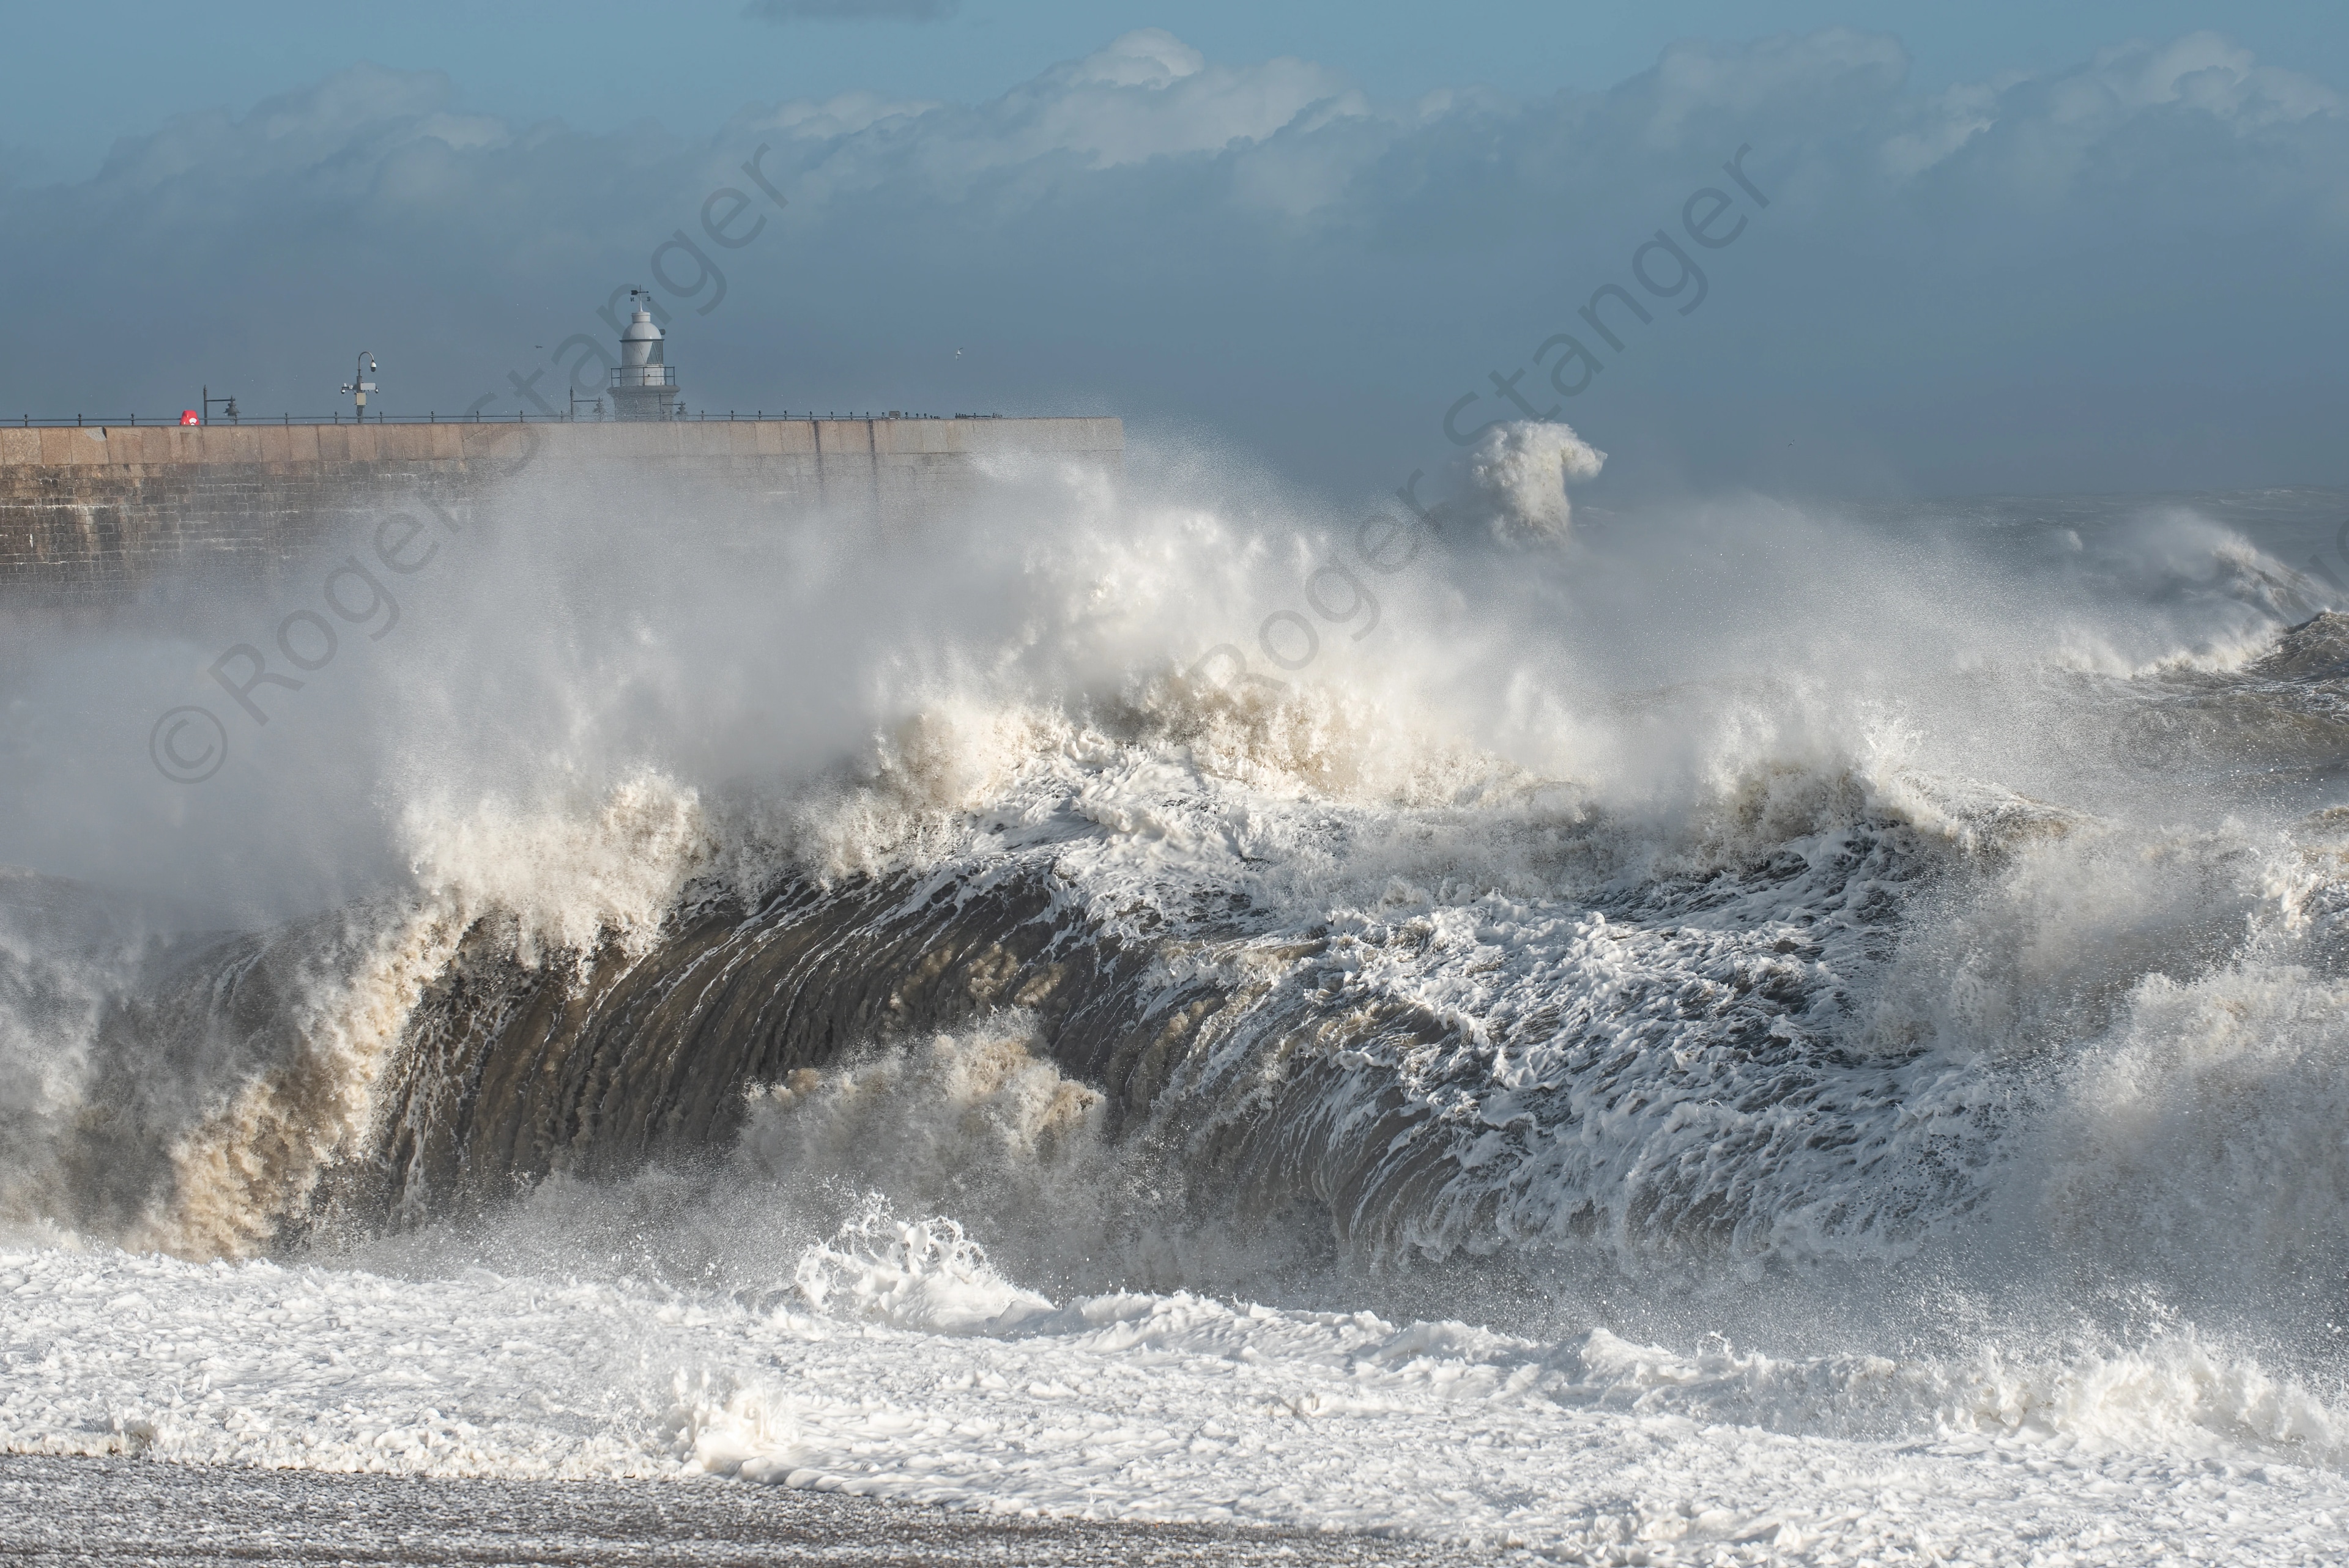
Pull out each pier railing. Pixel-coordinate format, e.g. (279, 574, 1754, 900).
(7, 410, 1004, 427)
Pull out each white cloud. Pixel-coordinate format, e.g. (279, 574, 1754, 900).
(1874, 32, 2342, 202)
(1642, 26, 1910, 147)
(2, 28, 2343, 494)
(741, 29, 1367, 193)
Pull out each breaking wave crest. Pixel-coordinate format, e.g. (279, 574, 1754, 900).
(3, 450, 2348, 1520)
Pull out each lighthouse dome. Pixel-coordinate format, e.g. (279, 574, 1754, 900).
(620, 309, 664, 368)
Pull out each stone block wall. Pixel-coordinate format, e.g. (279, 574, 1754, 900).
(0, 418, 1123, 607)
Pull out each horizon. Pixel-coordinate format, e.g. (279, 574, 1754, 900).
(3, 9, 2345, 503)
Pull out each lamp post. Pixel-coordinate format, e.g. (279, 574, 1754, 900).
(201, 386, 240, 424)
(340, 352, 379, 421)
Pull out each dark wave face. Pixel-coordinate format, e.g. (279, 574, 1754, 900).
(4, 465, 2348, 1385)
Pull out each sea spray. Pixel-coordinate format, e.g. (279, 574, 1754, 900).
(2, 458, 2348, 1556)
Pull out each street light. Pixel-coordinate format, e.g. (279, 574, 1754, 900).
(340, 352, 379, 420)
(202, 386, 239, 424)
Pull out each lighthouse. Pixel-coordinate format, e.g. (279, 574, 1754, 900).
(607, 290, 680, 421)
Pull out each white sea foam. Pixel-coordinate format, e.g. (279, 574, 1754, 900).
(1, 1220, 2343, 1563)
(1458, 420, 1605, 541)
(1, 457, 2347, 1558)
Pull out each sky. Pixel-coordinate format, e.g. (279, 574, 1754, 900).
(3, 1, 2345, 500)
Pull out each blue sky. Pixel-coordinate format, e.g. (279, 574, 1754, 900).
(4, 2, 2345, 498)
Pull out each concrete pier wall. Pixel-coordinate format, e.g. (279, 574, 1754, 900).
(0, 417, 1123, 605)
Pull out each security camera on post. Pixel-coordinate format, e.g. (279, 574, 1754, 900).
(340, 353, 379, 421)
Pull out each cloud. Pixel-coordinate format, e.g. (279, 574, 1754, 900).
(742, 30, 1364, 187)
(2, 29, 2344, 497)
(743, 0, 957, 23)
